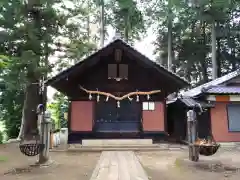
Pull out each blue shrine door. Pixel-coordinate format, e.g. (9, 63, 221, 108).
(94, 99, 141, 133)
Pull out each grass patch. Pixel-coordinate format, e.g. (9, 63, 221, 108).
(0, 156, 8, 162)
(175, 158, 182, 168)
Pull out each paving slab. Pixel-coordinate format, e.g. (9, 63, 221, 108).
(90, 151, 149, 180)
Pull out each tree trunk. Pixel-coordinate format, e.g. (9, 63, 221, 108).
(17, 90, 27, 140)
(200, 21, 208, 83)
(231, 47, 237, 70)
(24, 83, 41, 138)
(216, 37, 221, 77)
(167, 0, 173, 71)
(17, 1, 43, 141)
(124, 9, 129, 42)
(211, 22, 217, 79)
(99, 0, 104, 48)
(17, 82, 41, 141)
(87, 0, 90, 42)
(230, 11, 237, 71)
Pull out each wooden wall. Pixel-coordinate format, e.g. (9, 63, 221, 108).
(142, 102, 165, 132)
(210, 102, 240, 142)
(70, 100, 166, 133)
(70, 101, 94, 131)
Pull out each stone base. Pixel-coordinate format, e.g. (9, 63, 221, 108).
(50, 143, 187, 152)
(219, 142, 240, 148)
(81, 139, 153, 146)
(6, 138, 20, 143)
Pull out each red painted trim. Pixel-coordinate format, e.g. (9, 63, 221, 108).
(215, 95, 230, 102)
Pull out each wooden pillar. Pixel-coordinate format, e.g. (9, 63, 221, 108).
(187, 110, 199, 162)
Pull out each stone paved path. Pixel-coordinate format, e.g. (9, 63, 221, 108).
(90, 151, 149, 180)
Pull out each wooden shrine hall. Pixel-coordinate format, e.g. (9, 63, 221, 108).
(45, 38, 189, 143)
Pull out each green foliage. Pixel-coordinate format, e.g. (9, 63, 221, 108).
(0, 0, 239, 139)
(0, 55, 8, 68)
(0, 131, 3, 144)
(107, 0, 146, 43)
(0, 55, 24, 138)
(0, 0, 98, 139)
(147, 0, 240, 84)
(48, 92, 68, 130)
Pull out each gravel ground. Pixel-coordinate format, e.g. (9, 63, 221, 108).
(2, 143, 240, 180)
(0, 143, 100, 180)
(136, 149, 240, 180)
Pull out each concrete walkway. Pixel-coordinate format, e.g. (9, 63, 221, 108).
(90, 151, 149, 180)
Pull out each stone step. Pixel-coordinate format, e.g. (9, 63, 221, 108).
(70, 144, 160, 149)
(50, 143, 187, 152)
(81, 139, 153, 146)
(58, 147, 182, 152)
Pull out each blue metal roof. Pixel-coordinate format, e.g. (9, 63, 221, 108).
(204, 86, 240, 94)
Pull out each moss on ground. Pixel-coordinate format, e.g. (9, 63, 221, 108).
(0, 156, 8, 162)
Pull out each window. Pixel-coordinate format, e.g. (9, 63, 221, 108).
(119, 64, 128, 79)
(107, 64, 128, 80)
(227, 104, 240, 132)
(108, 64, 117, 79)
(115, 49, 122, 63)
(142, 102, 155, 111)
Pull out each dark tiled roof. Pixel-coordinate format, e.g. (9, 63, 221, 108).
(182, 69, 240, 97)
(167, 97, 214, 108)
(45, 38, 189, 86)
(112, 39, 189, 84)
(203, 86, 240, 94)
(180, 97, 214, 108)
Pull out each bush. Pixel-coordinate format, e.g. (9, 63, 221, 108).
(0, 131, 3, 144)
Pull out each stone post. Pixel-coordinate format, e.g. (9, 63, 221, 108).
(187, 110, 199, 162)
(59, 128, 68, 150)
(38, 110, 51, 164)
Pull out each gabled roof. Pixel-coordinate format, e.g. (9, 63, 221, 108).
(182, 69, 240, 97)
(45, 38, 189, 88)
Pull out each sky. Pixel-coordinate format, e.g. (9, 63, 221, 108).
(105, 26, 156, 60)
